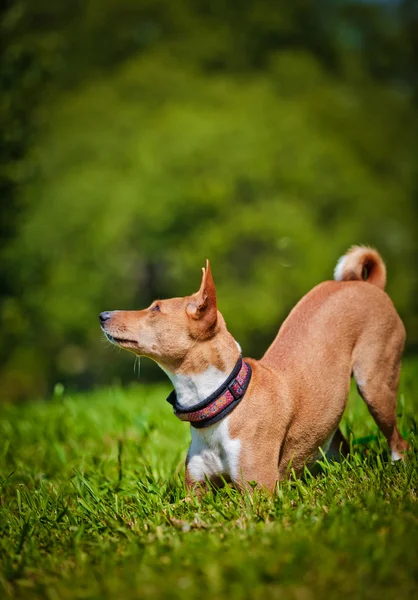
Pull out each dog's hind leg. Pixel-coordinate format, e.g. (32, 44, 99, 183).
(353, 335, 408, 461)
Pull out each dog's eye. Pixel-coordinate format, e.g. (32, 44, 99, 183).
(150, 303, 161, 312)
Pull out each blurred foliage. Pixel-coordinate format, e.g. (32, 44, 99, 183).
(1, 0, 417, 401)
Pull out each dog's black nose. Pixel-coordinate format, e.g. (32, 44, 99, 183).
(99, 311, 112, 324)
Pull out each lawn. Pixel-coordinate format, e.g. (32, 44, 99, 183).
(1, 360, 417, 600)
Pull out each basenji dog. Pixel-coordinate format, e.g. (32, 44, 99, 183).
(99, 246, 408, 492)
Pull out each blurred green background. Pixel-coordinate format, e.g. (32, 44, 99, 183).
(1, 0, 417, 402)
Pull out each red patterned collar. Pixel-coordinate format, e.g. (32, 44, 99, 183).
(166, 357, 252, 429)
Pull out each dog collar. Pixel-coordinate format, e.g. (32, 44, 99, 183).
(166, 356, 252, 429)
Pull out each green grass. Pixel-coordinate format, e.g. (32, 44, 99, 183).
(1, 361, 417, 600)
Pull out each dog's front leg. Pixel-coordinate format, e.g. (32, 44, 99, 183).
(185, 461, 210, 497)
(233, 449, 280, 494)
(184, 442, 229, 496)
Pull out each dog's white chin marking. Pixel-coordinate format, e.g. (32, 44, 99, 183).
(334, 255, 347, 281)
(159, 365, 230, 409)
(187, 418, 241, 483)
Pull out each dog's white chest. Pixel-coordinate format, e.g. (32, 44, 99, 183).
(186, 417, 241, 482)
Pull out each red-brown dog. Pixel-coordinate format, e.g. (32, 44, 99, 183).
(100, 246, 408, 492)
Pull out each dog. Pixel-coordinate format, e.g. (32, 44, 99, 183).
(100, 246, 408, 492)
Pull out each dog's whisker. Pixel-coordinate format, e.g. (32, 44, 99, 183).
(133, 356, 141, 378)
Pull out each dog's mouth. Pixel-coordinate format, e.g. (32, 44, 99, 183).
(103, 330, 137, 347)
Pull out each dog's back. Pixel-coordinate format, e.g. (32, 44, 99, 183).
(262, 278, 404, 373)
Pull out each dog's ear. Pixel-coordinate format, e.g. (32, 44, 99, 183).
(186, 260, 218, 336)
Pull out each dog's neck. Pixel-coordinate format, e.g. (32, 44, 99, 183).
(159, 336, 241, 409)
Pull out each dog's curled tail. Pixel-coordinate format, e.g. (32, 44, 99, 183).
(334, 245, 386, 290)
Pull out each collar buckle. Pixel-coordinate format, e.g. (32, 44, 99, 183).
(228, 378, 244, 400)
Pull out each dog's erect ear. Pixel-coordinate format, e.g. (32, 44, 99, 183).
(186, 260, 217, 335)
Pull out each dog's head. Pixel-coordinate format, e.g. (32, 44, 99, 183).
(100, 260, 225, 371)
